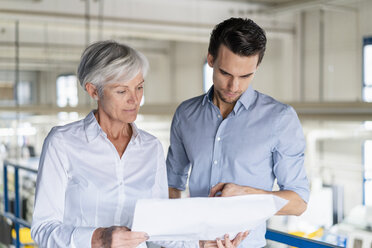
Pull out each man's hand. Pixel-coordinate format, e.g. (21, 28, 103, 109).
(199, 232, 249, 248)
(91, 226, 149, 248)
(169, 187, 182, 199)
(208, 183, 307, 216)
(209, 183, 263, 197)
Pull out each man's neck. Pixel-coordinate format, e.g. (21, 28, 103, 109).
(212, 93, 235, 119)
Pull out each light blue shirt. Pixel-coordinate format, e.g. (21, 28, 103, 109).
(166, 86, 309, 248)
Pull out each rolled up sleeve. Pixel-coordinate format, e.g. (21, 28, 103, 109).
(166, 108, 191, 191)
(272, 106, 310, 203)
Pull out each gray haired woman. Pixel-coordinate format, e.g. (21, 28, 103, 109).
(31, 41, 161, 248)
(31, 40, 247, 248)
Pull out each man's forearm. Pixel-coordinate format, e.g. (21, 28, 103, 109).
(169, 187, 182, 199)
(209, 183, 307, 216)
(270, 190, 307, 216)
(240, 187, 307, 216)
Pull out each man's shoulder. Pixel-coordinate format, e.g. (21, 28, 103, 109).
(175, 94, 206, 115)
(255, 90, 292, 115)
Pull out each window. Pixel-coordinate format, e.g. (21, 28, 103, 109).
(56, 74, 78, 107)
(362, 37, 372, 102)
(0, 81, 32, 105)
(363, 140, 372, 206)
(17, 81, 32, 105)
(203, 61, 213, 93)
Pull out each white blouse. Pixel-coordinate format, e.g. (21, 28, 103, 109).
(31, 111, 169, 248)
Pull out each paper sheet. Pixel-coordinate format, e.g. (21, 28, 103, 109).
(132, 194, 287, 241)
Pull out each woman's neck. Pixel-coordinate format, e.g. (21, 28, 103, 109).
(94, 109, 132, 140)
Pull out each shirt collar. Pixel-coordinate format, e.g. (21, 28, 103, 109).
(130, 122, 141, 144)
(84, 110, 141, 143)
(202, 85, 256, 111)
(202, 85, 214, 105)
(84, 111, 101, 142)
(235, 85, 256, 111)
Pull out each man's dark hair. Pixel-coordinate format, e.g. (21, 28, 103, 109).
(208, 18, 267, 65)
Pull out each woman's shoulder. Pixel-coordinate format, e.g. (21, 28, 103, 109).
(46, 118, 85, 142)
(137, 128, 160, 143)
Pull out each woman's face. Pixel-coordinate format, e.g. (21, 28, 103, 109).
(98, 72, 144, 124)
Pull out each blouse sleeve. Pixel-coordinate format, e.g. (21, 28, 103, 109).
(31, 128, 96, 248)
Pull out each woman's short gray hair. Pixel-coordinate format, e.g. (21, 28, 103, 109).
(77, 40, 149, 97)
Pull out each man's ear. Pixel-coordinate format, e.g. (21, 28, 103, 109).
(207, 53, 214, 68)
(85, 82, 99, 100)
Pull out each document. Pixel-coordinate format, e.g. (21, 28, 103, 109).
(132, 194, 287, 241)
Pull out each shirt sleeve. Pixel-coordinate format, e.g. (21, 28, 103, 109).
(272, 105, 310, 203)
(166, 107, 191, 190)
(31, 128, 95, 248)
(152, 140, 169, 198)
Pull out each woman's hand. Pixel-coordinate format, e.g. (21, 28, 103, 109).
(92, 226, 149, 248)
(199, 231, 249, 248)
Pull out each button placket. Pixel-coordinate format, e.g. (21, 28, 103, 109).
(210, 119, 227, 188)
(114, 149, 128, 224)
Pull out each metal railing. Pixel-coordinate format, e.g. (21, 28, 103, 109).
(266, 229, 345, 247)
(1, 160, 345, 248)
(2, 160, 36, 247)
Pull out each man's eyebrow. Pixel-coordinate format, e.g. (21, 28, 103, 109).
(219, 68, 232, 76)
(240, 72, 254, 78)
(219, 68, 254, 77)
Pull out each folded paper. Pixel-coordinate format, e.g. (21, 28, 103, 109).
(132, 194, 288, 241)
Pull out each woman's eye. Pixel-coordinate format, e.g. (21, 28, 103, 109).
(117, 91, 126, 94)
(137, 86, 144, 90)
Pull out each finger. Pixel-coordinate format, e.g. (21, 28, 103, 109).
(216, 238, 224, 248)
(209, 183, 226, 197)
(125, 238, 148, 247)
(115, 235, 149, 247)
(232, 232, 244, 246)
(224, 234, 233, 248)
(121, 231, 149, 240)
(204, 241, 218, 248)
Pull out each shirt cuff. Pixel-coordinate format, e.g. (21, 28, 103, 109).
(167, 168, 187, 191)
(71, 226, 96, 248)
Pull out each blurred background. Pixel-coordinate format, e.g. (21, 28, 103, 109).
(0, 0, 372, 247)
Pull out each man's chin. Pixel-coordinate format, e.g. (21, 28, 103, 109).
(221, 96, 239, 104)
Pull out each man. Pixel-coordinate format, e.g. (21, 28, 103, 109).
(166, 18, 309, 247)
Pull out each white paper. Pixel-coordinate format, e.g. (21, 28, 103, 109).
(132, 194, 287, 241)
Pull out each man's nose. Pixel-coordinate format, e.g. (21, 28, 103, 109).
(228, 78, 239, 92)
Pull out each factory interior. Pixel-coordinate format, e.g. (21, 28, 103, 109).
(1, 0, 372, 247)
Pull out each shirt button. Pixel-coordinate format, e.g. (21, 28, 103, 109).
(217, 115, 221, 118)
(217, 137, 221, 141)
(214, 160, 218, 165)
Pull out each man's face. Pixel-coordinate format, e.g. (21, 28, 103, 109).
(207, 45, 259, 104)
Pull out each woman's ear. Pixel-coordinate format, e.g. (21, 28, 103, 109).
(85, 83, 99, 100)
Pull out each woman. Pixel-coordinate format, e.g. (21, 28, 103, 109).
(31, 41, 247, 248)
